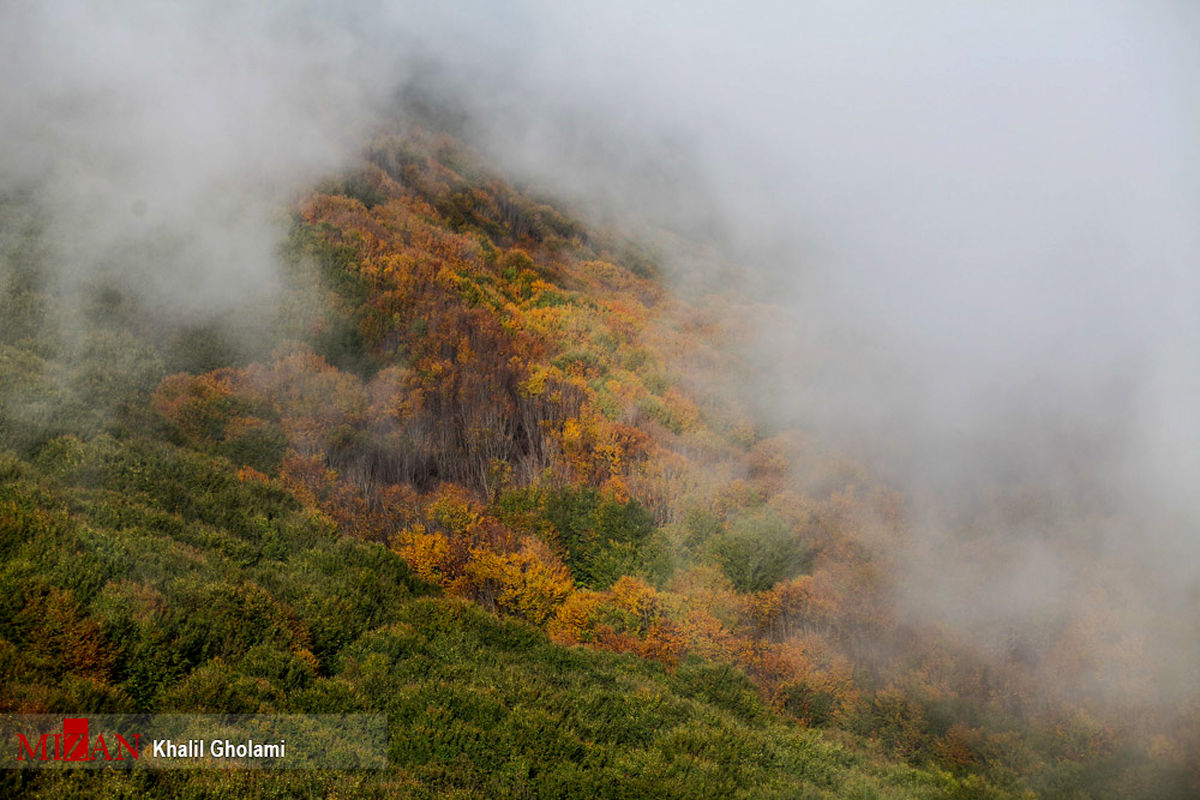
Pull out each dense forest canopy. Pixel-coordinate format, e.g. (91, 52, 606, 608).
(1, 126, 1195, 797)
(2, 2, 1198, 798)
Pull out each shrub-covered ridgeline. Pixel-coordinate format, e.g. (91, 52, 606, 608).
(0, 129, 1195, 798)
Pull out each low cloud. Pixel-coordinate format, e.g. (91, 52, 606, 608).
(3, 0, 1197, 713)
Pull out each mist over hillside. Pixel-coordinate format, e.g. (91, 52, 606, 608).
(2, 1, 1198, 796)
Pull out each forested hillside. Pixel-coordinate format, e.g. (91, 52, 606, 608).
(0, 127, 1195, 798)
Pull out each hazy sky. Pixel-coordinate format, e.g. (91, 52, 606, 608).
(455, 3, 1200, 603)
(3, 0, 1198, 707)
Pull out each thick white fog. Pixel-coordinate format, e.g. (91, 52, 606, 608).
(3, 0, 1197, 709)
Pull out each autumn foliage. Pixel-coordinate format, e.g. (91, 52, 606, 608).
(133, 129, 1200, 797)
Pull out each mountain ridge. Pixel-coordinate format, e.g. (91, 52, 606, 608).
(0, 126, 1194, 798)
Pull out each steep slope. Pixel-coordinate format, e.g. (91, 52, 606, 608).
(0, 128, 1193, 798)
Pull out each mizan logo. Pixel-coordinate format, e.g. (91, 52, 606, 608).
(16, 718, 141, 762)
(11, 717, 292, 766)
(7, 714, 380, 769)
